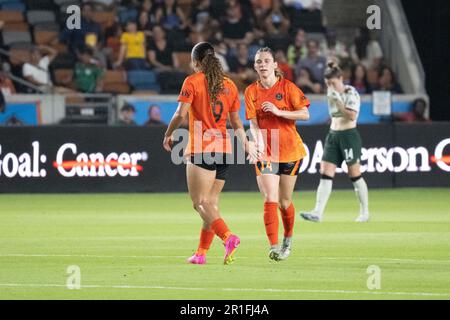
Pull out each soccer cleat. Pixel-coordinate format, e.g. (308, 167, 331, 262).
(355, 214, 370, 222)
(187, 254, 206, 265)
(300, 212, 321, 223)
(268, 245, 282, 261)
(223, 234, 240, 265)
(278, 237, 292, 261)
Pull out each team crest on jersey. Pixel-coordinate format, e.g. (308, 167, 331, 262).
(181, 90, 190, 98)
(275, 93, 283, 101)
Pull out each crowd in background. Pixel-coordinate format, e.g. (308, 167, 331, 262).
(0, 0, 424, 127)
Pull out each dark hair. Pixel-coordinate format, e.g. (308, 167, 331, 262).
(350, 63, 369, 87)
(80, 46, 94, 56)
(255, 47, 283, 78)
(191, 41, 224, 103)
(121, 103, 135, 112)
(324, 61, 343, 80)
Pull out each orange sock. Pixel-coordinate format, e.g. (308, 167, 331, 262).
(211, 218, 232, 242)
(280, 203, 295, 238)
(196, 228, 215, 256)
(264, 202, 279, 246)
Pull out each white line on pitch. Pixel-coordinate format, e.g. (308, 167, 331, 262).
(1, 253, 450, 264)
(0, 283, 449, 297)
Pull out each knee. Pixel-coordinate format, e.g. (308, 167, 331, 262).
(263, 191, 278, 203)
(279, 199, 292, 210)
(193, 199, 211, 212)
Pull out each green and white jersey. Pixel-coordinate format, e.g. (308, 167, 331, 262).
(327, 85, 360, 118)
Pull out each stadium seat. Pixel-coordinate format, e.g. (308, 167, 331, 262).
(2, 21, 29, 32)
(2, 30, 31, 46)
(34, 30, 58, 45)
(33, 21, 60, 31)
(8, 47, 31, 66)
(25, 0, 55, 10)
(26, 10, 56, 25)
(91, 11, 115, 30)
(0, 1, 26, 12)
(0, 10, 23, 22)
(102, 70, 130, 94)
(127, 70, 160, 92)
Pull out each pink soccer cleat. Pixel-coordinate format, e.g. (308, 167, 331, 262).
(187, 254, 206, 265)
(223, 235, 240, 265)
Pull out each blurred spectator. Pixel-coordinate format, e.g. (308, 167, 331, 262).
(115, 21, 149, 70)
(104, 23, 123, 68)
(155, 0, 188, 31)
(59, 3, 103, 58)
(139, 0, 158, 33)
(263, 0, 290, 36)
(191, 0, 219, 35)
(295, 66, 322, 94)
(221, 2, 254, 50)
(22, 45, 57, 91)
(227, 43, 257, 84)
(324, 30, 349, 61)
(145, 105, 166, 126)
(117, 103, 137, 126)
(350, 28, 383, 70)
(0, 73, 16, 96)
(341, 59, 352, 85)
(376, 66, 403, 94)
(287, 29, 307, 66)
(295, 39, 327, 84)
(393, 98, 430, 122)
(147, 25, 178, 71)
(350, 63, 372, 94)
(274, 49, 293, 81)
(211, 39, 230, 73)
(74, 47, 105, 93)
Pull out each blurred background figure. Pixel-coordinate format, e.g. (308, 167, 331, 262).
(145, 104, 166, 126)
(393, 98, 430, 123)
(117, 103, 137, 126)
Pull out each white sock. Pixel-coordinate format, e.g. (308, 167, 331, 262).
(352, 177, 369, 216)
(313, 177, 333, 218)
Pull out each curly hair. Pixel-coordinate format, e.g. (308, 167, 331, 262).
(191, 42, 224, 103)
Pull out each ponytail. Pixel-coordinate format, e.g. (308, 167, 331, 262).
(324, 61, 343, 80)
(200, 52, 224, 103)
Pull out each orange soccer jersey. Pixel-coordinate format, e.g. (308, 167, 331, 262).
(178, 72, 240, 155)
(245, 77, 310, 163)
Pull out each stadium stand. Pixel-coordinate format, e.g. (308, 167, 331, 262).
(0, 0, 429, 124)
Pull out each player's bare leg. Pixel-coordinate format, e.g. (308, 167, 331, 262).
(257, 174, 282, 261)
(187, 163, 240, 264)
(278, 174, 298, 260)
(188, 178, 226, 264)
(300, 161, 336, 222)
(348, 163, 370, 222)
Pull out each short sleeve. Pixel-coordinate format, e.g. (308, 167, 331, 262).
(244, 86, 257, 120)
(178, 77, 194, 104)
(345, 88, 360, 112)
(288, 82, 310, 110)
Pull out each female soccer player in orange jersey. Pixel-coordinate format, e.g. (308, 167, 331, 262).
(163, 42, 256, 265)
(245, 47, 310, 261)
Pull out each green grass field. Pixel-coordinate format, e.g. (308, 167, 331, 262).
(0, 188, 449, 300)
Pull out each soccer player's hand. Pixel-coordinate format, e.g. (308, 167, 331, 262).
(262, 102, 280, 116)
(162, 135, 173, 152)
(246, 141, 261, 164)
